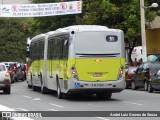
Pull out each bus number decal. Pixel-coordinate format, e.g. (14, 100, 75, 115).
(106, 35, 118, 42)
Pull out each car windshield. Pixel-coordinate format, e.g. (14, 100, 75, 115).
(129, 67, 137, 73)
(0, 65, 6, 71)
(146, 63, 160, 73)
(9, 63, 16, 69)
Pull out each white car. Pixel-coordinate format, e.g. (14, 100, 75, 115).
(0, 63, 11, 94)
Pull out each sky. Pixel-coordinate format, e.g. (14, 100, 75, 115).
(1, 0, 31, 4)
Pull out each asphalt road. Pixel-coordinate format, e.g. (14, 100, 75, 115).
(0, 81, 160, 120)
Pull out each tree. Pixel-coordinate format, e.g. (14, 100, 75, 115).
(0, 0, 158, 62)
(110, 0, 158, 65)
(30, 0, 117, 34)
(29, 0, 158, 65)
(0, 18, 32, 62)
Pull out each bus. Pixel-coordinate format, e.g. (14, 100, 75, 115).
(27, 25, 126, 99)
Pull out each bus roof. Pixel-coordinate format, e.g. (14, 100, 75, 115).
(31, 34, 46, 41)
(56, 25, 122, 33)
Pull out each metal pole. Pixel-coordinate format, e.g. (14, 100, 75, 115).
(140, 0, 147, 62)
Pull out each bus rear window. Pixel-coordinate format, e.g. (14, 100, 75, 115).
(106, 35, 118, 42)
(75, 32, 121, 54)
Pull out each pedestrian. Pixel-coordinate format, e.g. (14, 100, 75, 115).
(133, 58, 139, 66)
(138, 58, 143, 65)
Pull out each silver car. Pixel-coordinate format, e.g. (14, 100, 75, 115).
(0, 63, 11, 94)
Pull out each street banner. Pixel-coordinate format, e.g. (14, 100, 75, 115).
(0, 1, 82, 17)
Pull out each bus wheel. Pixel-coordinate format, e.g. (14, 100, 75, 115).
(41, 82, 48, 94)
(106, 92, 112, 99)
(32, 85, 37, 91)
(97, 92, 112, 99)
(28, 84, 32, 88)
(28, 74, 33, 88)
(57, 82, 63, 99)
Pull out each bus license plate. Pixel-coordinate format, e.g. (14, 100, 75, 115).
(92, 83, 104, 87)
(93, 73, 102, 77)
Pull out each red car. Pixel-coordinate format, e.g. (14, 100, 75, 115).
(125, 66, 138, 88)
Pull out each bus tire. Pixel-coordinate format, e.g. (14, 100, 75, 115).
(28, 84, 32, 88)
(41, 81, 48, 94)
(41, 85, 48, 94)
(32, 85, 36, 91)
(28, 74, 33, 88)
(57, 82, 63, 99)
(40, 74, 47, 94)
(97, 92, 112, 99)
(106, 92, 112, 99)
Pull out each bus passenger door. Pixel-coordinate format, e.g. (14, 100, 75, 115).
(47, 38, 56, 90)
(37, 41, 41, 85)
(60, 35, 69, 90)
(33, 41, 39, 85)
(61, 35, 69, 89)
(63, 38, 69, 81)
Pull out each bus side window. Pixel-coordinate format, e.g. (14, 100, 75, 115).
(37, 41, 40, 59)
(63, 37, 69, 59)
(54, 38, 59, 60)
(53, 39, 56, 60)
(30, 43, 33, 60)
(48, 38, 52, 60)
(64, 39, 68, 46)
(42, 40, 44, 59)
(60, 37, 64, 59)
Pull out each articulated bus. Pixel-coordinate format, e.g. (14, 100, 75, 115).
(27, 25, 126, 99)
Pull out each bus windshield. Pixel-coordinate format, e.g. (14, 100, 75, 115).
(74, 31, 121, 54)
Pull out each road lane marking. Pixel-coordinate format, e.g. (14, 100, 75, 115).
(124, 89, 160, 96)
(23, 95, 32, 99)
(0, 104, 33, 120)
(122, 101, 143, 106)
(49, 109, 58, 111)
(0, 104, 14, 111)
(124, 90, 146, 94)
(23, 96, 41, 101)
(96, 117, 110, 120)
(49, 103, 64, 108)
(11, 108, 29, 111)
(33, 98, 41, 101)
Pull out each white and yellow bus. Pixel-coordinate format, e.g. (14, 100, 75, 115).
(27, 25, 126, 99)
